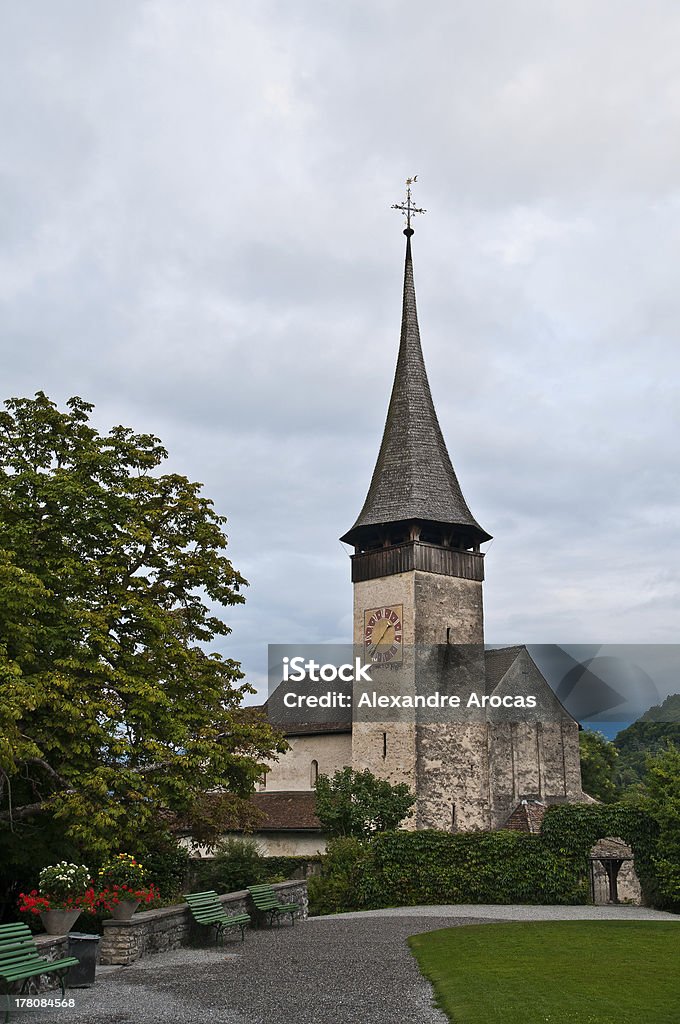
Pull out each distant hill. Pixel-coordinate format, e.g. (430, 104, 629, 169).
(614, 694, 680, 787)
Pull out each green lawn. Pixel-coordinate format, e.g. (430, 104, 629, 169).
(408, 921, 680, 1024)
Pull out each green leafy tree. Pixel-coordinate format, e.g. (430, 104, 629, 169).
(640, 743, 680, 905)
(0, 393, 285, 858)
(579, 729, 619, 802)
(315, 767, 415, 840)
(614, 695, 680, 789)
(308, 837, 366, 915)
(204, 836, 267, 893)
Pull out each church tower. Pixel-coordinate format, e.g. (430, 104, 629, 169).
(258, 182, 583, 840)
(341, 182, 493, 830)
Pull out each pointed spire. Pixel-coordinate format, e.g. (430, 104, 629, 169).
(341, 216, 491, 551)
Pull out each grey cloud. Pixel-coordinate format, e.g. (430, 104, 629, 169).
(1, 0, 679, 701)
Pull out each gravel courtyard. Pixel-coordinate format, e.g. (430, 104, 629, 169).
(57, 905, 678, 1024)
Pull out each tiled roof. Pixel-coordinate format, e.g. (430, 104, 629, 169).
(341, 233, 490, 549)
(504, 800, 547, 834)
(484, 646, 524, 691)
(263, 647, 552, 736)
(589, 837, 634, 859)
(251, 791, 321, 831)
(263, 677, 352, 736)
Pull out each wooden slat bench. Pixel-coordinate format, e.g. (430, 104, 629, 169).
(184, 891, 251, 944)
(247, 885, 300, 927)
(0, 922, 80, 1022)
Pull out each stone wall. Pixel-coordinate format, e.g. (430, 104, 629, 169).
(591, 858, 642, 905)
(250, 832, 325, 856)
(29, 935, 71, 990)
(260, 732, 352, 792)
(413, 571, 484, 644)
(99, 880, 308, 966)
(186, 832, 326, 858)
(589, 838, 643, 906)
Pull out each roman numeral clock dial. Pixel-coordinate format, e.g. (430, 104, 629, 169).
(363, 604, 404, 664)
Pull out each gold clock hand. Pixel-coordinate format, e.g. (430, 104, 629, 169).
(374, 621, 391, 646)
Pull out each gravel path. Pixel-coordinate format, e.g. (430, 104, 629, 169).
(319, 903, 680, 922)
(39, 905, 678, 1024)
(55, 915, 477, 1024)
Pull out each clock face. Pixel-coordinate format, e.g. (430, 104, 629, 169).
(364, 604, 404, 664)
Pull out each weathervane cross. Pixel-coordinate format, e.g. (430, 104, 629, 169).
(391, 176, 426, 233)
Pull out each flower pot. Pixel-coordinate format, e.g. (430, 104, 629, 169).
(40, 909, 81, 935)
(110, 899, 141, 921)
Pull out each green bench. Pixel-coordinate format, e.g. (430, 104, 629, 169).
(247, 884, 300, 927)
(0, 922, 80, 1022)
(184, 890, 251, 944)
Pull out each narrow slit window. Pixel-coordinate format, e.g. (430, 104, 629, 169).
(310, 759, 319, 787)
(382, 732, 387, 759)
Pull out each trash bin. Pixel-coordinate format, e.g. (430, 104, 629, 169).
(66, 932, 100, 988)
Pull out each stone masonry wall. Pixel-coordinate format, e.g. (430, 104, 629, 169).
(260, 732, 352, 792)
(99, 880, 308, 966)
(16, 935, 71, 993)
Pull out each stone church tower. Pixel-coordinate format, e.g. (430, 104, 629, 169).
(256, 187, 584, 849)
(339, 189, 582, 831)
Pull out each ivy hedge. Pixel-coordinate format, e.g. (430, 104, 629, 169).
(356, 830, 587, 909)
(308, 803, 665, 915)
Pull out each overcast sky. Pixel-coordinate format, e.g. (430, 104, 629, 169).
(2, 1, 679, 703)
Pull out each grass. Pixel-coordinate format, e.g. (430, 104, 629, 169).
(408, 921, 680, 1024)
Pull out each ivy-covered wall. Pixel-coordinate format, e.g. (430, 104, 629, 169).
(357, 830, 587, 908)
(540, 804, 662, 907)
(308, 804, 666, 915)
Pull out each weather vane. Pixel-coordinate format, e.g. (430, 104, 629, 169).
(391, 176, 426, 234)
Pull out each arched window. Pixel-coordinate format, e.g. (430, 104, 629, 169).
(310, 760, 319, 787)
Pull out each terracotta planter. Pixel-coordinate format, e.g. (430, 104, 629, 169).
(110, 899, 141, 921)
(40, 908, 81, 935)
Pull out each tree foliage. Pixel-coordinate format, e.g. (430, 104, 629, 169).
(314, 767, 415, 840)
(0, 393, 285, 857)
(196, 836, 268, 893)
(639, 743, 680, 905)
(614, 695, 680, 789)
(579, 729, 619, 802)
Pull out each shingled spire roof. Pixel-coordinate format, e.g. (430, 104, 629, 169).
(341, 228, 491, 549)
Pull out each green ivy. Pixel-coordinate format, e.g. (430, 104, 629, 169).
(309, 804, 663, 915)
(540, 803, 661, 907)
(356, 830, 587, 909)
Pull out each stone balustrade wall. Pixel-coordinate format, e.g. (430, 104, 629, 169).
(12, 880, 308, 996)
(99, 880, 308, 966)
(30, 934, 71, 990)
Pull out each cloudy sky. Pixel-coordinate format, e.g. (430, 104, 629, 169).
(2, 1, 679, 703)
